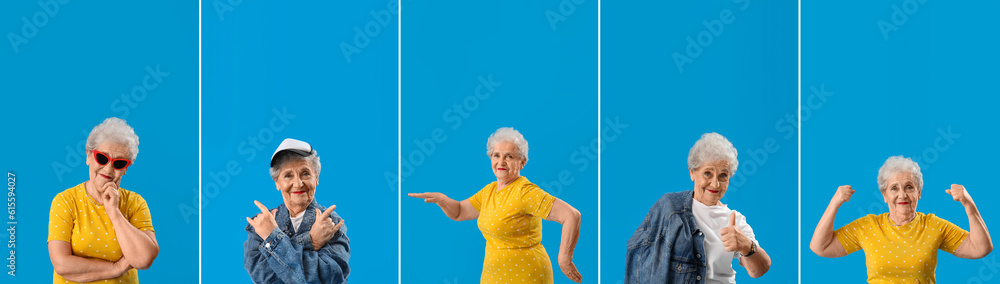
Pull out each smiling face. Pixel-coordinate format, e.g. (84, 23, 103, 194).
(489, 141, 526, 185)
(882, 171, 920, 218)
(86, 142, 130, 191)
(690, 160, 732, 206)
(274, 159, 319, 215)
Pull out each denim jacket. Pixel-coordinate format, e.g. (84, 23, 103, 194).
(245, 201, 350, 284)
(626, 190, 707, 284)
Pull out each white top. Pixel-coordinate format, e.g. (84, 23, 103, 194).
(691, 199, 759, 284)
(290, 210, 306, 233)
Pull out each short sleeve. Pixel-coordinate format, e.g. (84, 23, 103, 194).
(48, 191, 74, 243)
(520, 184, 556, 219)
(124, 191, 155, 232)
(931, 214, 968, 253)
(468, 183, 492, 212)
(835, 215, 870, 254)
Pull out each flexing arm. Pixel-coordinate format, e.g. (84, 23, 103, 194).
(546, 198, 583, 283)
(810, 185, 853, 258)
(48, 240, 132, 282)
(408, 192, 479, 221)
(949, 184, 993, 259)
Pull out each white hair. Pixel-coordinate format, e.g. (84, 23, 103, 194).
(877, 155, 922, 192)
(86, 117, 139, 161)
(687, 132, 738, 173)
(270, 150, 321, 180)
(486, 127, 528, 160)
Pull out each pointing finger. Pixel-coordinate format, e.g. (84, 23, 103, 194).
(321, 205, 337, 218)
(254, 200, 269, 214)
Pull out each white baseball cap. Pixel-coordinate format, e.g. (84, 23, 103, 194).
(270, 138, 314, 167)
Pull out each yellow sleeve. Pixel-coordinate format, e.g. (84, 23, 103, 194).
(930, 214, 968, 253)
(48, 190, 75, 243)
(123, 190, 155, 232)
(468, 183, 492, 212)
(834, 215, 870, 254)
(520, 184, 556, 219)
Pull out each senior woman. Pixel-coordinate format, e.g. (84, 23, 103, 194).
(625, 132, 771, 284)
(245, 138, 350, 284)
(408, 127, 584, 284)
(47, 117, 160, 283)
(810, 155, 993, 283)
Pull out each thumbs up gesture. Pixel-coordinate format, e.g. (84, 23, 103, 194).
(720, 211, 752, 255)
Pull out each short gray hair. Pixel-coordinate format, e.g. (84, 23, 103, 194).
(86, 117, 139, 161)
(877, 155, 922, 192)
(271, 150, 321, 179)
(270, 150, 321, 180)
(687, 132, 738, 173)
(486, 127, 528, 160)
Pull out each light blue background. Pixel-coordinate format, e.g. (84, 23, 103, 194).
(400, 1, 598, 283)
(602, 0, 798, 283)
(201, 0, 398, 283)
(802, 1, 1000, 283)
(0, 1, 198, 283)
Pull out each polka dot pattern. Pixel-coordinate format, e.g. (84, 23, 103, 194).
(468, 176, 555, 284)
(47, 182, 155, 283)
(835, 212, 968, 283)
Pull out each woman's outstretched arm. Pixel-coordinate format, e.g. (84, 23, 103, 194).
(408, 192, 479, 221)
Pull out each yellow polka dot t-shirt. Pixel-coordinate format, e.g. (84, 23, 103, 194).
(836, 212, 967, 283)
(469, 176, 556, 284)
(48, 182, 155, 284)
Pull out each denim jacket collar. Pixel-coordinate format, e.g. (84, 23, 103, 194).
(275, 200, 320, 235)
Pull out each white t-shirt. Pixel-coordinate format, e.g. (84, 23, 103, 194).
(290, 210, 306, 233)
(691, 199, 759, 284)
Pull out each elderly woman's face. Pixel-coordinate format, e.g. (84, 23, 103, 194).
(86, 142, 130, 189)
(690, 160, 731, 206)
(882, 171, 920, 216)
(273, 159, 319, 213)
(490, 142, 526, 183)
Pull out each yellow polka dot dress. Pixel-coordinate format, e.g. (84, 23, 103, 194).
(48, 182, 155, 284)
(468, 176, 556, 284)
(835, 212, 968, 283)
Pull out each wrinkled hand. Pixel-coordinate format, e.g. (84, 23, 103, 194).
(114, 255, 134, 276)
(407, 192, 449, 204)
(945, 184, 974, 206)
(557, 255, 583, 283)
(310, 205, 344, 251)
(100, 182, 121, 211)
(832, 185, 855, 205)
(721, 211, 752, 255)
(246, 200, 278, 240)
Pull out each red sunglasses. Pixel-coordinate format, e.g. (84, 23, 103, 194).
(91, 150, 133, 170)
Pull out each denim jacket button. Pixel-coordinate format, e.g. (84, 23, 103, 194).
(696, 254, 701, 258)
(696, 275, 702, 280)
